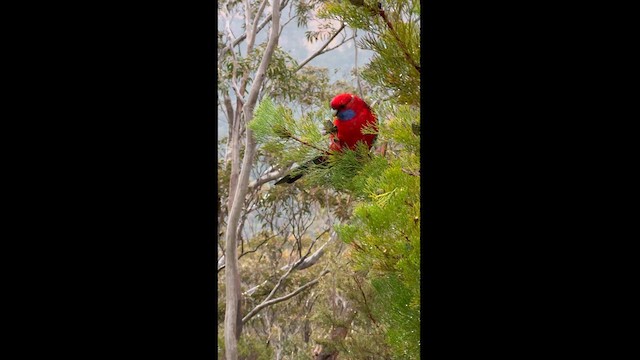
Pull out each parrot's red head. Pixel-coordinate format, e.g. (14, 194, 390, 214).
(330, 93, 356, 110)
(330, 93, 372, 122)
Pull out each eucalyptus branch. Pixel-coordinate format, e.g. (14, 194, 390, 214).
(245, 0, 269, 52)
(255, 225, 325, 306)
(226, 32, 246, 103)
(238, 234, 274, 259)
(258, 251, 299, 305)
(280, 229, 335, 272)
(218, 233, 278, 273)
(242, 269, 330, 324)
(218, 0, 289, 66)
(279, 11, 297, 30)
(243, 279, 269, 296)
(248, 168, 289, 190)
(224, 17, 246, 102)
(252, 0, 270, 37)
(320, 35, 356, 53)
(294, 22, 347, 73)
(243, 0, 252, 40)
(223, 94, 235, 128)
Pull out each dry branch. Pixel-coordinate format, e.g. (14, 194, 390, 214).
(242, 269, 330, 324)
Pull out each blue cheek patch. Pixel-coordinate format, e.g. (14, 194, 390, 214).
(337, 109, 356, 121)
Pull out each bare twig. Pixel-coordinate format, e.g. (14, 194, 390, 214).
(217, 0, 290, 66)
(243, 279, 269, 297)
(242, 269, 330, 324)
(250, 227, 330, 310)
(217, 234, 279, 273)
(239, 234, 277, 260)
(320, 35, 356, 54)
(294, 22, 347, 73)
(353, 273, 378, 325)
(354, 28, 363, 98)
(248, 167, 289, 190)
(402, 168, 420, 177)
(280, 229, 334, 272)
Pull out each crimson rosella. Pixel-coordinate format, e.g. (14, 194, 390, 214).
(274, 93, 377, 185)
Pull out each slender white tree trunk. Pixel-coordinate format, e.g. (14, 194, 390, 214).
(224, 1, 281, 359)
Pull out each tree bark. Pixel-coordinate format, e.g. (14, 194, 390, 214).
(224, 1, 281, 359)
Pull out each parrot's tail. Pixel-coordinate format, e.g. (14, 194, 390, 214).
(274, 156, 326, 185)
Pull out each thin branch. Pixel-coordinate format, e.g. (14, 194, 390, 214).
(294, 22, 347, 73)
(377, 8, 421, 74)
(319, 35, 356, 53)
(242, 269, 330, 324)
(288, 134, 330, 154)
(402, 168, 420, 177)
(353, 273, 378, 325)
(243, 279, 269, 297)
(217, 234, 278, 273)
(244, 0, 252, 41)
(279, 11, 297, 30)
(252, 224, 324, 307)
(354, 28, 363, 98)
(225, 22, 246, 103)
(262, 241, 300, 303)
(223, 94, 234, 129)
(239, 234, 277, 260)
(218, 0, 289, 64)
(253, 0, 270, 34)
(280, 229, 334, 272)
(248, 168, 289, 190)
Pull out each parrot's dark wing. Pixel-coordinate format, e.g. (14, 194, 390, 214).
(274, 156, 326, 185)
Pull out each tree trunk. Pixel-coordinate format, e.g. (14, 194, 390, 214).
(224, 1, 281, 359)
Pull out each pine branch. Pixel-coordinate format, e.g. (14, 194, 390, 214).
(288, 133, 330, 154)
(376, 7, 420, 74)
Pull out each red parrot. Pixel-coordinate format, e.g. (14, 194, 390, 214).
(328, 93, 378, 152)
(275, 93, 377, 185)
